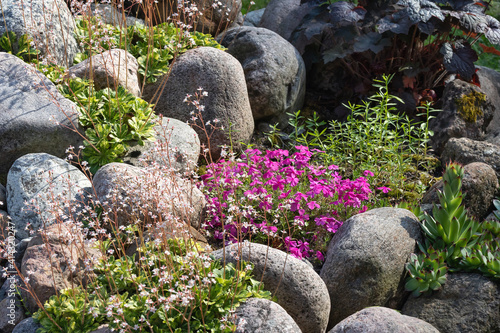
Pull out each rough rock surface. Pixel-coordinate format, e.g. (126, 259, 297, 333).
(243, 9, 265, 27)
(429, 78, 494, 154)
(92, 162, 205, 228)
(0, 184, 6, 210)
(421, 162, 498, 220)
(218, 26, 306, 127)
(320, 208, 423, 329)
(212, 242, 330, 333)
(234, 298, 302, 333)
(0, 297, 25, 333)
(402, 273, 500, 333)
(123, 117, 200, 173)
(90, 3, 146, 28)
(21, 224, 101, 313)
(67, 49, 141, 97)
(329, 307, 440, 333)
(0, 0, 79, 67)
(0, 54, 83, 182)
(6, 153, 92, 240)
(142, 47, 254, 160)
(441, 137, 500, 177)
(259, 0, 315, 41)
(12, 317, 42, 333)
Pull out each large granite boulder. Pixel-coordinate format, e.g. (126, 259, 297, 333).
(259, 0, 314, 41)
(242, 8, 265, 27)
(218, 26, 306, 127)
(213, 242, 330, 333)
(422, 162, 498, 220)
(0, 0, 79, 67)
(0, 53, 83, 183)
(429, 78, 494, 154)
(123, 117, 200, 174)
(142, 47, 254, 160)
(12, 317, 42, 333)
(320, 208, 423, 329)
(20, 224, 102, 313)
(6, 153, 92, 240)
(92, 162, 206, 229)
(67, 49, 141, 97)
(234, 298, 302, 333)
(402, 273, 500, 333)
(329, 307, 440, 333)
(0, 297, 25, 333)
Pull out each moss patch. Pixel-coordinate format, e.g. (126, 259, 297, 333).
(455, 90, 487, 123)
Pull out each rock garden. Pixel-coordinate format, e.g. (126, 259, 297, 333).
(0, 0, 499, 332)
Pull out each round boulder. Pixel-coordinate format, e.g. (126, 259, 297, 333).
(123, 117, 200, 174)
(92, 163, 205, 228)
(6, 153, 92, 240)
(212, 242, 330, 333)
(402, 273, 500, 333)
(259, 0, 315, 41)
(0, 0, 79, 67)
(422, 162, 498, 220)
(218, 26, 306, 127)
(0, 53, 83, 183)
(142, 47, 254, 160)
(320, 207, 423, 329)
(329, 307, 439, 333)
(234, 298, 302, 333)
(67, 49, 141, 97)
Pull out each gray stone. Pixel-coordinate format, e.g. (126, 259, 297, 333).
(12, 317, 42, 333)
(67, 49, 141, 97)
(422, 162, 498, 220)
(402, 273, 500, 333)
(92, 162, 205, 229)
(14, 238, 31, 271)
(89, 3, 146, 28)
(0, 276, 22, 303)
(329, 307, 440, 333)
(259, 0, 315, 41)
(0, 184, 6, 210)
(142, 47, 254, 160)
(213, 242, 330, 333)
(234, 298, 302, 333)
(429, 78, 494, 155)
(0, 0, 79, 67)
(0, 53, 83, 183)
(441, 137, 500, 177)
(0, 297, 25, 333)
(218, 26, 306, 127)
(6, 153, 92, 240)
(476, 66, 500, 144)
(243, 9, 266, 27)
(320, 208, 423, 329)
(123, 117, 200, 174)
(21, 223, 101, 313)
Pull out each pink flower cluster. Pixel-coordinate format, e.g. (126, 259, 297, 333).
(201, 146, 382, 260)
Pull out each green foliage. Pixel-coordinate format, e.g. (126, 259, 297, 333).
(276, 74, 439, 204)
(405, 243, 448, 297)
(33, 238, 271, 333)
(58, 78, 157, 173)
(405, 163, 500, 297)
(74, 18, 224, 83)
(0, 31, 39, 62)
(455, 90, 487, 123)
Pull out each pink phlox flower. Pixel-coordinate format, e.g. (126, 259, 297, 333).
(278, 189, 292, 200)
(377, 186, 391, 193)
(294, 192, 308, 202)
(258, 197, 273, 211)
(325, 218, 343, 233)
(290, 201, 300, 212)
(363, 170, 374, 177)
(328, 164, 339, 171)
(307, 201, 320, 210)
(316, 251, 325, 262)
(265, 149, 289, 160)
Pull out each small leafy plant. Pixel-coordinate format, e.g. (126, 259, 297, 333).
(0, 31, 39, 62)
(405, 162, 500, 297)
(33, 238, 272, 333)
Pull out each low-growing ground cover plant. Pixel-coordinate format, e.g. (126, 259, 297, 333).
(200, 145, 388, 261)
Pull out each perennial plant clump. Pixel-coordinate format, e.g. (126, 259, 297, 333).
(200, 146, 389, 261)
